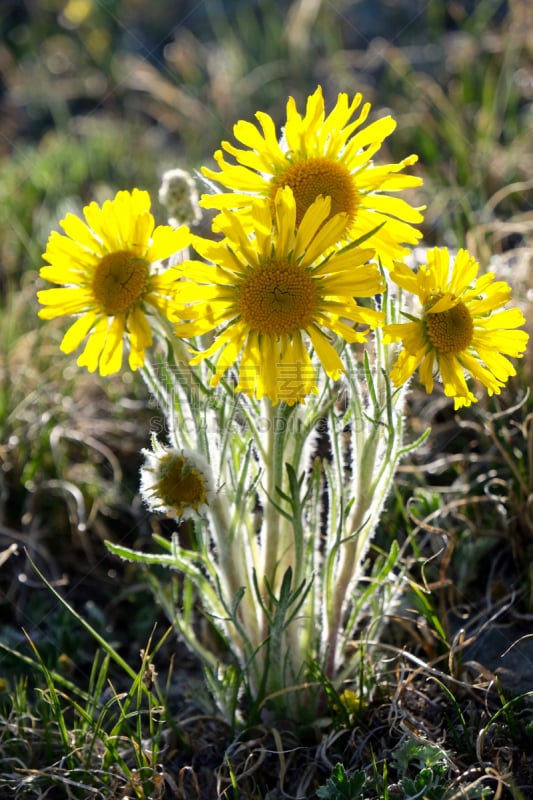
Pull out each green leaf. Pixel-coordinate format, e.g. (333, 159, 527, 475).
(316, 763, 366, 799)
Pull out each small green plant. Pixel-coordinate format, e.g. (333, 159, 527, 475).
(393, 737, 496, 799)
(317, 740, 496, 800)
(392, 739, 449, 799)
(317, 762, 366, 800)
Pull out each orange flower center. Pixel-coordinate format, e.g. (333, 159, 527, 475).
(92, 251, 148, 315)
(271, 156, 359, 228)
(425, 298, 474, 353)
(237, 259, 319, 336)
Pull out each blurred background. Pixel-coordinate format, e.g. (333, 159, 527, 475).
(1, 0, 532, 296)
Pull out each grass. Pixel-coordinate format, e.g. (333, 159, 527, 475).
(1, 0, 533, 797)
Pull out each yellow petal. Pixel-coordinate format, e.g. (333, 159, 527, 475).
(365, 193, 424, 224)
(232, 118, 268, 151)
(60, 212, 101, 252)
(99, 316, 125, 375)
(236, 330, 261, 395)
(450, 248, 478, 293)
(418, 350, 436, 393)
(255, 334, 277, 402)
(390, 349, 423, 388)
(276, 334, 317, 403)
(128, 346, 145, 371)
(478, 308, 526, 331)
(146, 225, 191, 263)
(427, 292, 457, 314)
(459, 351, 504, 391)
(427, 247, 450, 290)
(213, 326, 246, 381)
(300, 211, 350, 266)
(307, 326, 344, 379)
(116, 189, 153, 249)
(319, 270, 380, 297)
(343, 115, 396, 158)
(60, 311, 98, 353)
(274, 188, 296, 257)
(438, 354, 469, 398)
(77, 318, 109, 373)
(43, 230, 100, 272)
(387, 261, 420, 296)
(37, 287, 93, 318)
(128, 306, 152, 351)
(314, 247, 375, 276)
(293, 191, 331, 251)
(199, 190, 258, 210)
(202, 159, 267, 192)
(322, 317, 367, 344)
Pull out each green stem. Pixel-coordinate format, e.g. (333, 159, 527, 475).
(325, 334, 407, 677)
(326, 452, 379, 677)
(209, 492, 243, 602)
(263, 399, 283, 588)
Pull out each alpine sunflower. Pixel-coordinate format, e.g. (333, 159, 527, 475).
(37, 189, 191, 375)
(200, 85, 424, 265)
(383, 247, 529, 408)
(176, 186, 384, 405)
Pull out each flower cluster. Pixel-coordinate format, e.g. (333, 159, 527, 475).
(38, 87, 527, 412)
(36, 86, 529, 721)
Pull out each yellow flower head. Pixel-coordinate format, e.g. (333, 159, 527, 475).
(37, 189, 191, 375)
(140, 440, 215, 519)
(337, 689, 363, 716)
(176, 186, 385, 405)
(200, 86, 424, 265)
(384, 247, 529, 409)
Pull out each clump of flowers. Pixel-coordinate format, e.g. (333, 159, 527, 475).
(37, 87, 529, 725)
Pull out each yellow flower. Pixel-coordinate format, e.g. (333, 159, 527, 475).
(140, 440, 215, 519)
(200, 86, 424, 265)
(175, 187, 384, 406)
(37, 189, 191, 375)
(384, 247, 529, 409)
(337, 689, 363, 716)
